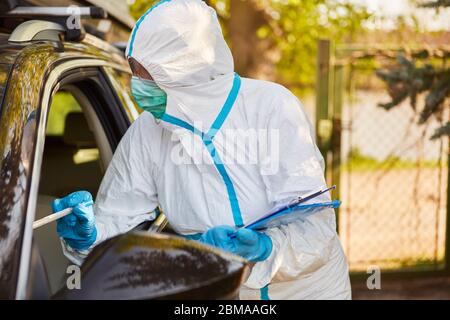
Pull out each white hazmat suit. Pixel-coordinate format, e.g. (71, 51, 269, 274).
(63, 0, 351, 300)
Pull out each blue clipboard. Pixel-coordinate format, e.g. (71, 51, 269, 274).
(230, 186, 340, 236)
(245, 200, 341, 231)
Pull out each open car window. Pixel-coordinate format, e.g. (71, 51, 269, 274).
(29, 65, 140, 298)
(35, 89, 109, 294)
(40, 91, 106, 198)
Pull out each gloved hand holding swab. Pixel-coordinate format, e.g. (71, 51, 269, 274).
(33, 200, 94, 230)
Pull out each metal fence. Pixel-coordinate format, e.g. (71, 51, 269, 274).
(315, 40, 450, 274)
(340, 91, 448, 272)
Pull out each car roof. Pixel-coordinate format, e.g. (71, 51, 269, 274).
(0, 29, 127, 67)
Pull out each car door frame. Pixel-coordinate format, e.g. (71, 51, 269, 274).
(15, 58, 131, 300)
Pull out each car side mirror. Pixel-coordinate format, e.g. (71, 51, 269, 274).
(53, 231, 250, 300)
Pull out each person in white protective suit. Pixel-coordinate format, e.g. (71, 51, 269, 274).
(53, 0, 351, 300)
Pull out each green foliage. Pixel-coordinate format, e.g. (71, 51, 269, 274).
(47, 92, 81, 136)
(346, 147, 380, 170)
(345, 147, 440, 171)
(259, 0, 371, 90)
(376, 1, 450, 140)
(128, 0, 372, 93)
(431, 121, 450, 139)
(376, 54, 436, 111)
(129, 0, 159, 20)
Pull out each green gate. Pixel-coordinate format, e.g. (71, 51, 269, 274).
(315, 39, 450, 274)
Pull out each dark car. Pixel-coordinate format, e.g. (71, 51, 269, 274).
(0, 5, 249, 300)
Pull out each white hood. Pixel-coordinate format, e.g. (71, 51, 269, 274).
(126, 0, 235, 130)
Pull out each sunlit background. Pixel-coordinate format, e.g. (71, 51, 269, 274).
(25, 0, 450, 299)
(124, 0, 450, 299)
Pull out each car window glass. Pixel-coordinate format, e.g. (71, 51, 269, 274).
(35, 91, 103, 295)
(46, 92, 82, 136)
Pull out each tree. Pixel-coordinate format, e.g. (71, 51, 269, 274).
(376, 1, 450, 140)
(128, 0, 371, 95)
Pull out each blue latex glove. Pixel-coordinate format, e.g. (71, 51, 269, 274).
(199, 226, 273, 262)
(53, 191, 97, 251)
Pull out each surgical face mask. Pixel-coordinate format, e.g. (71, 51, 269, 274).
(131, 76, 167, 119)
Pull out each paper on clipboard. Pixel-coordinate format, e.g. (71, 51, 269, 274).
(246, 200, 341, 231)
(241, 186, 340, 231)
(228, 186, 340, 238)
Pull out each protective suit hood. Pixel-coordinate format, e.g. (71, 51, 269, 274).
(126, 0, 235, 130)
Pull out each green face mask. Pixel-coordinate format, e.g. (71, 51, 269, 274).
(131, 76, 167, 119)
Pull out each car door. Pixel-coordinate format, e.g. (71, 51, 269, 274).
(20, 57, 141, 299)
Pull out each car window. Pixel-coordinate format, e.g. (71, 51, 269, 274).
(31, 65, 138, 297)
(46, 92, 82, 136)
(40, 91, 102, 198)
(35, 90, 105, 295)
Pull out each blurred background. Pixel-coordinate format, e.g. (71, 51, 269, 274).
(28, 0, 450, 299)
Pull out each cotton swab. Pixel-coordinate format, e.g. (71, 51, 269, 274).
(33, 201, 93, 230)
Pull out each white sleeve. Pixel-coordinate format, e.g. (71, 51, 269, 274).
(245, 91, 338, 289)
(62, 114, 159, 263)
(94, 114, 159, 243)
